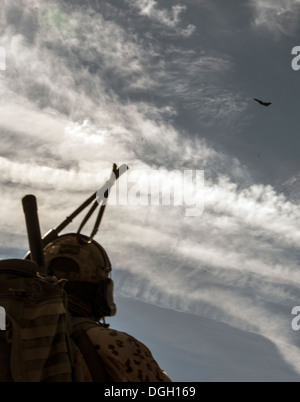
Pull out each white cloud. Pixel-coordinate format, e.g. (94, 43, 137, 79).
(250, 0, 300, 35)
(126, 0, 196, 36)
(280, 174, 300, 203)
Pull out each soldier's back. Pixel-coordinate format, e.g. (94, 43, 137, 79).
(71, 317, 171, 382)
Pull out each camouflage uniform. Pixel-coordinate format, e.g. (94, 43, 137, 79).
(44, 234, 171, 382)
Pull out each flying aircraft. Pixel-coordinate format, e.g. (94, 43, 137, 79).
(253, 98, 272, 107)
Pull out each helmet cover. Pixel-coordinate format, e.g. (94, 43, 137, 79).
(43, 233, 112, 284)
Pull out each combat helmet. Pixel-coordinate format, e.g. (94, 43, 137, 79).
(44, 233, 112, 283)
(43, 233, 116, 318)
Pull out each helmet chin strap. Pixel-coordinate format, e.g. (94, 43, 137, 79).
(96, 313, 110, 329)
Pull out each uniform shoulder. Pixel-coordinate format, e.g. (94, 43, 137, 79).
(85, 326, 172, 382)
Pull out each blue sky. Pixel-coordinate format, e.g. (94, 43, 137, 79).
(0, 0, 300, 381)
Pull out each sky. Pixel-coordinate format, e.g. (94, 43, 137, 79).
(0, 0, 300, 382)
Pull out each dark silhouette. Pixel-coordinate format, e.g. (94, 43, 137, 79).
(253, 98, 272, 107)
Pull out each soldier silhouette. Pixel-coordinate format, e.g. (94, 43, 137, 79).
(44, 233, 171, 382)
(3, 164, 171, 382)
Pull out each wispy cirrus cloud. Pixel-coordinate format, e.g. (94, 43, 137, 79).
(281, 174, 300, 203)
(125, 0, 196, 36)
(250, 0, 300, 35)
